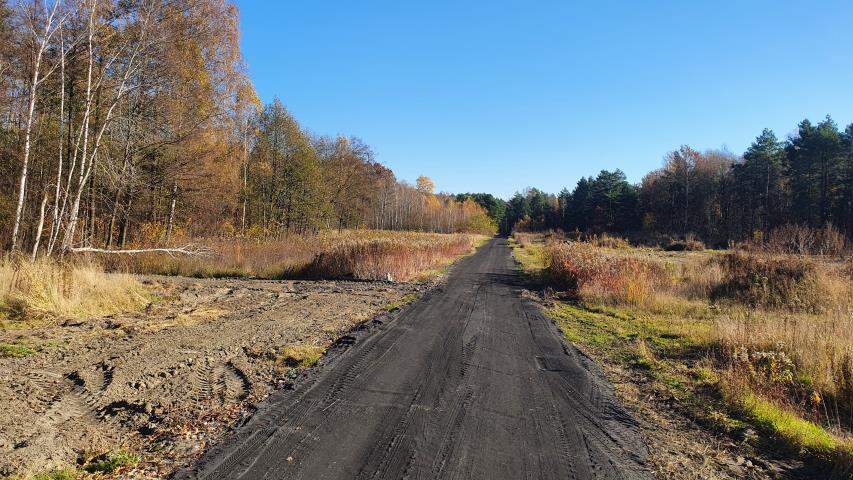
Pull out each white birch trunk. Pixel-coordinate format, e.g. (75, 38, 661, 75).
(11, 0, 60, 251)
(31, 193, 48, 261)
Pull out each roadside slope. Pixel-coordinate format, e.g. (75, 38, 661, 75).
(179, 238, 649, 480)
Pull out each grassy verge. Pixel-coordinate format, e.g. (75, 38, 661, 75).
(1, 257, 151, 325)
(99, 230, 487, 282)
(510, 233, 853, 477)
(1, 231, 486, 326)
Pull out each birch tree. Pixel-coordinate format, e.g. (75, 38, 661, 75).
(10, 0, 62, 251)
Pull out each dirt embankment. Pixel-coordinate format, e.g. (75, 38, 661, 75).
(0, 276, 421, 478)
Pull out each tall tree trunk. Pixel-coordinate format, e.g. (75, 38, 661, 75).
(241, 119, 249, 234)
(165, 181, 178, 242)
(61, 3, 97, 254)
(48, 27, 66, 256)
(11, 0, 60, 251)
(118, 187, 134, 248)
(87, 159, 96, 246)
(30, 193, 49, 261)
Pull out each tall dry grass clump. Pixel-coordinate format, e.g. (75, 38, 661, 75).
(710, 252, 853, 430)
(511, 231, 536, 248)
(546, 242, 670, 306)
(0, 257, 149, 322)
(710, 252, 834, 312)
(714, 308, 853, 426)
(307, 233, 478, 281)
(765, 224, 848, 257)
(592, 233, 631, 250)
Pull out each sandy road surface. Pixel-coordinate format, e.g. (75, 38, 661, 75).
(179, 238, 650, 479)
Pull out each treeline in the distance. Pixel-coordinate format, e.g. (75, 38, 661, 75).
(465, 116, 853, 249)
(0, 0, 495, 256)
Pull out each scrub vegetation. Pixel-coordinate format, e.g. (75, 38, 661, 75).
(512, 231, 853, 477)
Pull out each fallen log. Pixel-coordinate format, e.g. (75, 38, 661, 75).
(67, 244, 212, 257)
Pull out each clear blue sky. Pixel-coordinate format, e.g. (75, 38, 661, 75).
(234, 0, 853, 199)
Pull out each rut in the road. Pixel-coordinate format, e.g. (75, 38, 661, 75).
(178, 238, 650, 480)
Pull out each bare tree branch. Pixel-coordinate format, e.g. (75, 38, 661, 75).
(68, 244, 213, 257)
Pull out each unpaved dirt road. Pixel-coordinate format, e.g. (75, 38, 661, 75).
(179, 238, 649, 479)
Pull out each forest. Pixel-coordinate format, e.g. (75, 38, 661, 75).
(490, 118, 853, 249)
(0, 0, 494, 258)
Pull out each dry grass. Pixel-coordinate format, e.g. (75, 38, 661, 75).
(102, 230, 485, 282)
(592, 233, 631, 250)
(710, 251, 837, 312)
(764, 224, 849, 257)
(546, 241, 672, 308)
(523, 234, 853, 470)
(0, 257, 150, 324)
(306, 232, 479, 281)
(277, 344, 325, 370)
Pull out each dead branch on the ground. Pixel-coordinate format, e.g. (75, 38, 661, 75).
(67, 244, 213, 257)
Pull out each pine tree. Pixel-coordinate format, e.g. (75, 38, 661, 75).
(741, 129, 786, 232)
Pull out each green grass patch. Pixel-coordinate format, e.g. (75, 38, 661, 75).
(546, 303, 619, 346)
(738, 391, 838, 454)
(83, 450, 139, 474)
(385, 292, 419, 311)
(0, 342, 37, 358)
(509, 240, 547, 273)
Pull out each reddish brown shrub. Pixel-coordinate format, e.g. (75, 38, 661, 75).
(546, 242, 668, 305)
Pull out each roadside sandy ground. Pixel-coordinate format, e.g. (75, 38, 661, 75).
(0, 276, 420, 478)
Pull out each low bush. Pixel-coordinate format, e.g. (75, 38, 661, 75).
(593, 233, 631, 250)
(664, 239, 705, 251)
(710, 252, 828, 312)
(766, 224, 848, 256)
(511, 231, 536, 248)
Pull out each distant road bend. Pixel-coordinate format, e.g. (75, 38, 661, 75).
(177, 238, 650, 480)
